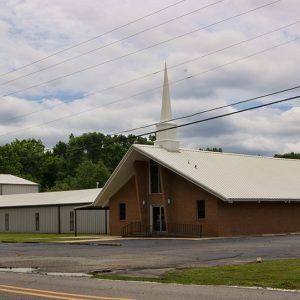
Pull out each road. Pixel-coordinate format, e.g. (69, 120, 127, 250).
(0, 234, 299, 276)
(0, 235, 300, 299)
(0, 272, 299, 300)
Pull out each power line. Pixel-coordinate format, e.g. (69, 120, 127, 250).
(3, 92, 299, 155)
(0, 0, 225, 86)
(114, 84, 300, 134)
(134, 94, 300, 138)
(3, 20, 298, 125)
(34, 93, 300, 155)
(0, 0, 187, 78)
(1, 0, 281, 99)
(0, 37, 296, 140)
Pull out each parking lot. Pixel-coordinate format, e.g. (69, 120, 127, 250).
(1, 234, 300, 276)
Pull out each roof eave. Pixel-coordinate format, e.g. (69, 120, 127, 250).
(228, 198, 300, 203)
(93, 145, 137, 207)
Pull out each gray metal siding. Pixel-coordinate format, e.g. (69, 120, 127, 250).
(77, 210, 109, 234)
(60, 205, 75, 233)
(0, 205, 109, 234)
(1, 184, 39, 195)
(0, 206, 58, 233)
(60, 205, 108, 234)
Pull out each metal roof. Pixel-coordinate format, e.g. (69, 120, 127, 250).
(94, 145, 300, 207)
(0, 188, 101, 208)
(0, 174, 39, 185)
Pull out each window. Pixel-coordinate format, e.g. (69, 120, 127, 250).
(35, 212, 40, 231)
(70, 211, 75, 231)
(197, 200, 205, 219)
(5, 213, 9, 231)
(150, 160, 161, 193)
(119, 203, 126, 220)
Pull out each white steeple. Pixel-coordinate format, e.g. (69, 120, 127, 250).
(154, 63, 180, 152)
(160, 63, 172, 122)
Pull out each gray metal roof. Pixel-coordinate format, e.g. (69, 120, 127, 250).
(0, 174, 38, 185)
(0, 188, 101, 208)
(94, 145, 300, 206)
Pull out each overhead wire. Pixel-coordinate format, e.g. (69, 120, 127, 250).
(1, 0, 281, 99)
(0, 0, 226, 86)
(1, 89, 299, 155)
(114, 84, 300, 134)
(133, 95, 300, 138)
(0, 36, 297, 140)
(6, 89, 300, 156)
(0, 0, 187, 78)
(2, 20, 298, 125)
(41, 93, 300, 154)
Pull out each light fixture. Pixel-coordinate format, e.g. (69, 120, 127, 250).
(142, 200, 146, 206)
(167, 198, 171, 204)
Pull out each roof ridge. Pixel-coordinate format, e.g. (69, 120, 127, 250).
(134, 144, 300, 162)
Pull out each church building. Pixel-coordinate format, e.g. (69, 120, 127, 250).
(94, 65, 300, 237)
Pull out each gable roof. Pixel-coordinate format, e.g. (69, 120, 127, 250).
(0, 188, 101, 208)
(0, 174, 38, 186)
(94, 144, 300, 207)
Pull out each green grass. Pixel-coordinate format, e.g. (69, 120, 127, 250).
(0, 233, 100, 243)
(96, 259, 300, 290)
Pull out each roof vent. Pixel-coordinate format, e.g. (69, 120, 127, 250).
(194, 164, 197, 169)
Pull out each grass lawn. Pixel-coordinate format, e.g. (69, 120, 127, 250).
(96, 258, 300, 290)
(0, 233, 101, 243)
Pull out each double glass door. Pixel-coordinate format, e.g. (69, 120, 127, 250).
(152, 206, 166, 232)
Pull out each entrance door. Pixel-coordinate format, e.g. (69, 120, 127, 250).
(152, 206, 166, 232)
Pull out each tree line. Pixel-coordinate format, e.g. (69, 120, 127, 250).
(0, 132, 154, 191)
(0, 132, 298, 192)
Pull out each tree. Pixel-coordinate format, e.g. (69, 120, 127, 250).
(70, 159, 110, 189)
(199, 147, 223, 152)
(0, 144, 22, 175)
(39, 154, 64, 190)
(0, 139, 45, 183)
(274, 152, 300, 159)
(0, 132, 153, 191)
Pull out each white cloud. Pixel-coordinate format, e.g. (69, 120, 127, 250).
(0, 0, 299, 155)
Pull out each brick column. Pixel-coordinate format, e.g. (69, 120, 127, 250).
(160, 166, 173, 229)
(134, 160, 149, 230)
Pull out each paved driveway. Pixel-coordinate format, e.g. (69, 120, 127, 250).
(0, 234, 299, 274)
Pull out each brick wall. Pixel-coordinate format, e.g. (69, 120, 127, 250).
(161, 166, 219, 237)
(218, 201, 300, 236)
(108, 159, 300, 237)
(109, 177, 140, 236)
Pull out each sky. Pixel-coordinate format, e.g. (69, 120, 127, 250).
(0, 0, 299, 156)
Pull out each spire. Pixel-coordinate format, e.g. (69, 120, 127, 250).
(154, 63, 180, 152)
(160, 63, 172, 122)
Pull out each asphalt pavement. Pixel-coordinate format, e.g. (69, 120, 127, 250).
(0, 235, 300, 299)
(0, 272, 299, 300)
(0, 234, 299, 275)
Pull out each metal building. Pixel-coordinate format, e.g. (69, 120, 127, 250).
(0, 189, 108, 234)
(0, 174, 39, 195)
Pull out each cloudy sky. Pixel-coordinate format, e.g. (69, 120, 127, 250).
(0, 0, 299, 155)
